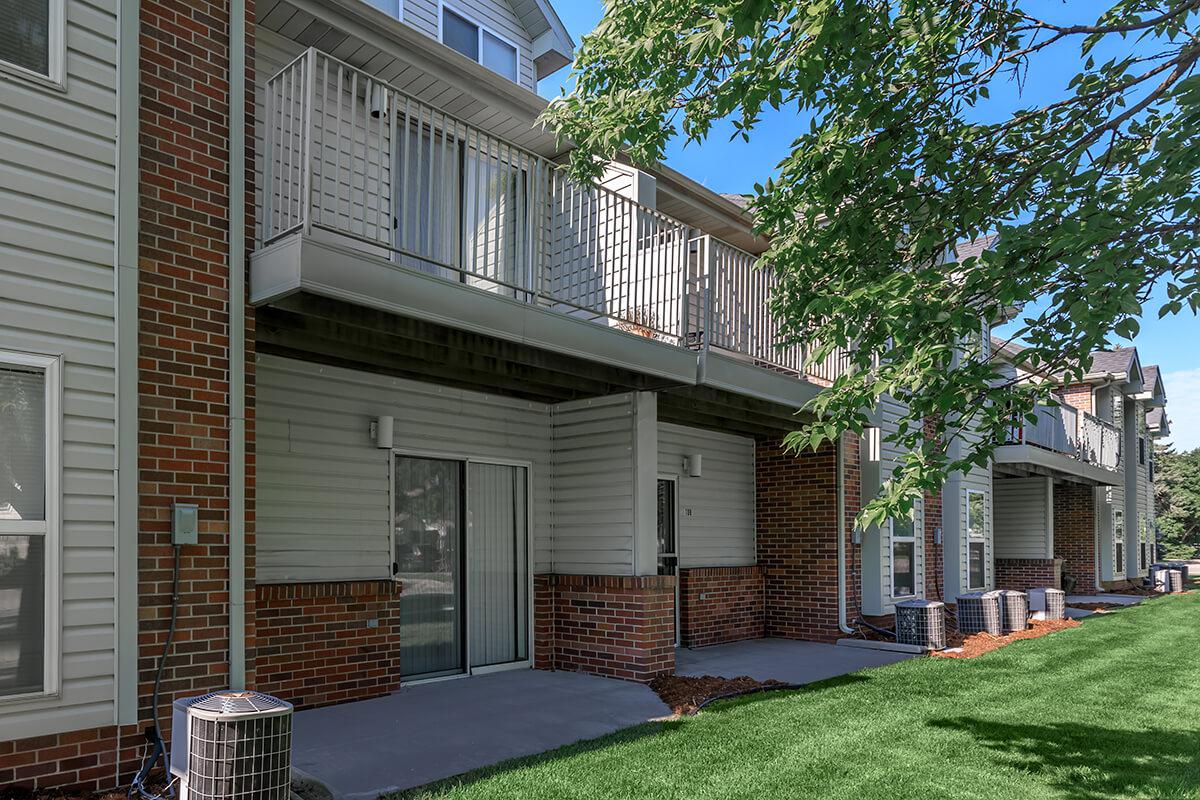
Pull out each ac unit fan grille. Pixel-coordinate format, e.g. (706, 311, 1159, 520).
(895, 600, 946, 650)
(956, 591, 1002, 635)
(998, 590, 1029, 634)
(187, 712, 292, 800)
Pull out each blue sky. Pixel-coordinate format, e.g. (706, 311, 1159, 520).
(538, 2, 1198, 451)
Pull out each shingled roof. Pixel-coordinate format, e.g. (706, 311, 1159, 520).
(1084, 348, 1137, 379)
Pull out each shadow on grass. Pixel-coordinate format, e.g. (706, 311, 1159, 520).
(929, 716, 1200, 800)
(387, 672, 875, 799)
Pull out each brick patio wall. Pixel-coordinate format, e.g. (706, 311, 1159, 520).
(995, 558, 1063, 591)
(254, 581, 402, 709)
(533, 574, 676, 682)
(679, 566, 765, 648)
(1055, 483, 1098, 592)
(755, 434, 858, 643)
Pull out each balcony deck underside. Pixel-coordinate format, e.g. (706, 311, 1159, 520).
(251, 233, 820, 435)
(993, 444, 1121, 486)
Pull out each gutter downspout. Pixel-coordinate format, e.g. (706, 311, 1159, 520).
(228, 0, 247, 690)
(836, 433, 854, 634)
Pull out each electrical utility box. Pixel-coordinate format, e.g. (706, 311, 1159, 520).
(172, 503, 199, 546)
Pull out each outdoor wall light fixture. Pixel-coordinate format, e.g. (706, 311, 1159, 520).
(684, 453, 703, 478)
(371, 415, 394, 449)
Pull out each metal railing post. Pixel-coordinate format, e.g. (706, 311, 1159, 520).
(300, 48, 315, 236)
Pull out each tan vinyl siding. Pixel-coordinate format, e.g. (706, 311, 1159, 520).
(549, 393, 637, 575)
(994, 477, 1051, 559)
(0, 0, 119, 739)
(256, 354, 553, 582)
(656, 422, 755, 568)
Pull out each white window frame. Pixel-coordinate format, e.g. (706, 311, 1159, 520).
(437, 1, 522, 83)
(1113, 508, 1124, 575)
(0, 349, 62, 703)
(889, 511, 918, 600)
(0, 0, 67, 90)
(965, 488, 986, 590)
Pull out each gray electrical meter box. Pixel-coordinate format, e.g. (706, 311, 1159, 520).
(172, 503, 199, 546)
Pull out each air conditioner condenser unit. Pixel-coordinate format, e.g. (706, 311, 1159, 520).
(998, 590, 1030, 633)
(955, 591, 1002, 635)
(895, 599, 946, 650)
(171, 690, 294, 800)
(1028, 588, 1065, 620)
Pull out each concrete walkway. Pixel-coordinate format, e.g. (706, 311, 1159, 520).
(291, 669, 668, 799)
(1065, 593, 1147, 618)
(677, 637, 912, 684)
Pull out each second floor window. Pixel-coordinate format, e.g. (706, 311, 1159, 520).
(442, 6, 519, 83)
(1, 0, 63, 84)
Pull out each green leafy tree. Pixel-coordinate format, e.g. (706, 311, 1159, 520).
(1156, 444, 1200, 558)
(544, 0, 1200, 525)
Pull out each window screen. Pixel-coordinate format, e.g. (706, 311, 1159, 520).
(968, 541, 985, 589)
(1, 365, 46, 521)
(0, 360, 49, 698)
(442, 8, 479, 61)
(0, 0, 51, 76)
(892, 540, 915, 597)
(481, 30, 517, 81)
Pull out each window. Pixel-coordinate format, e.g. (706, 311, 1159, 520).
(966, 489, 986, 589)
(0, 0, 64, 85)
(0, 351, 60, 699)
(890, 514, 916, 598)
(1139, 436, 1145, 465)
(441, 6, 519, 82)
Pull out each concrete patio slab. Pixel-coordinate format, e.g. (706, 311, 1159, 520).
(1066, 594, 1146, 606)
(291, 669, 668, 799)
(677, 637, 913, 684)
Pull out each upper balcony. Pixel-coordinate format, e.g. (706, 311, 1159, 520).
(250, 48, 847, 406)
(995, 402, 1122, 485)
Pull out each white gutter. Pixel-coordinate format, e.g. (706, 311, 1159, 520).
(228, 0, 247, 690)
(836, 433, 853, 634)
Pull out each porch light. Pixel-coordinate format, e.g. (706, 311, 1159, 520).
(372, 415, 394, 449)
(684, 453, 702, 478)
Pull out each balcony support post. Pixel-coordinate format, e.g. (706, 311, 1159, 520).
(300, 48, 315, 237)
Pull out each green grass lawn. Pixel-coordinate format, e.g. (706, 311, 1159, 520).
(396, 593, 1200, 800)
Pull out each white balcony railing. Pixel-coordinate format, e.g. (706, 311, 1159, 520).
(1007, 403, 1120, 470)
(261, 48, 847, 384)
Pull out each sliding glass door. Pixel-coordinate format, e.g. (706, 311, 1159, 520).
(393, 455, 529, 680)
(394, 456, 464, 679)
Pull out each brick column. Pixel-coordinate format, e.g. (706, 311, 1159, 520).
(535, 575, 675, 682)
(755, 434, 857, 643)
(1054, 484, 1097, 592)
(137, 0, 257, 752)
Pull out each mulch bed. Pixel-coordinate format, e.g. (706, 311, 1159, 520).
(649, 673, 787, 716)
(933, 618, 1081, 659)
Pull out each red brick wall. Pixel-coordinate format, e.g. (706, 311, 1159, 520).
(0, 727, 151, 792)
(755, 434, 857, 643)
(923, 418, 946, 601)
(535, 574, 675, 682)
(1060, 384, 1093, 415)
(1055, 484, 1097, 592)
(138, 0, 258, 717)
(679, 566, 764, 648)
(995, 558, 1062, 590)
(255, 581, 401, 709)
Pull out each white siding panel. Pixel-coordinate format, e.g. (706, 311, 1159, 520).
(994, 477, 1050, 559)
(550, 394, 636, 574)
(257, 354, 553, 581)
(0, 0, 119, 740)
(656, 422, 755, 568)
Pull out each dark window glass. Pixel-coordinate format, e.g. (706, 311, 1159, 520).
(481, 30, 517, 81)
(892, 540, 915, 597)
(442, 8, 478, 61)
(0, 0, 51, 76)
(968, 541, 985, 589)
(656, 479, 676, 576)
(0, 535, 45, 697)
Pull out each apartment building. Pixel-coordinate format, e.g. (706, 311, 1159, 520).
(0, 0, 1172, 791)
(991, 342, 1170, 593)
